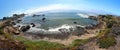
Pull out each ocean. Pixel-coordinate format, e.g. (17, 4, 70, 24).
(15, 11, 97, 34)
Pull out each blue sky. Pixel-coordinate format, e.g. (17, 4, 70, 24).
(0, 0, 120, 18)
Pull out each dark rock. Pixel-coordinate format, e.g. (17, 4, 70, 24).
(20, 25, 30, 32)
(32, 14, 40, 17)
(31, 23, 35, 27)
(89, 16, 97, 20)
(13, 14, 18, 17)
(20, 26, 26, 32)
(85, 25, 94, 29)
(73, 22, 77, 24)
(98, 15, 106, 18)
(3, 20, 12, 27)
(59, 28, 70, 34)
(17, 25, 21, 27)
(26, 25, 30, 30)
(42, 17, 46, 21)
(72, 26, 85, 36)
(32, 14, 36, 17)
(2, 17, 8, 20)
(11, 22, 16, 25)
(16, 20, 22, 23)
(13, 32, 20, 35)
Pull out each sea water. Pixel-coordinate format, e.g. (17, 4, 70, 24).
(20, 12, 97, 30)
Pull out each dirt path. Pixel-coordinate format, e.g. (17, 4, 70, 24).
(42, 33, 96, 45)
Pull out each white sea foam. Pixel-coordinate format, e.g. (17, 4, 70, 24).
(48, 24, 74, 31)
(27, 24, 74, 32)
(77, 13, 89, 18)
(28, 24, 85, 33)
(15, 23, 85, 34)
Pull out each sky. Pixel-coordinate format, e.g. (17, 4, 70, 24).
(0, 0, 120, 18)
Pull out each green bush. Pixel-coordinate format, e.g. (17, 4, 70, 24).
(97, 28, 110, 38)
(71, 39, 89, 46)
(106, 20, 116, 28)
(97, 36, 116, 48)
(105, 15, 113, 20)
(0, 27, 4, 34)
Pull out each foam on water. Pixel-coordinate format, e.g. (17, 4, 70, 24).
(77, 13, 89, 18)
(48, 24, 74, 31)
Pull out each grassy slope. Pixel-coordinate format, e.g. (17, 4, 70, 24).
(14, 36, 90, 50)
(14, 36, 65, 50)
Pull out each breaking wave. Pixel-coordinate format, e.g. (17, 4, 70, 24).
(77, 13, 89, 18)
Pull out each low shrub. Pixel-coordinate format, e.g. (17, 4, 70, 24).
(97, 36, 116, 48)
(71, 39, 89, 46)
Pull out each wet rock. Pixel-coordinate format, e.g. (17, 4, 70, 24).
(11, 22, 16, 25)
(16, 20, 22, 23)
(59, 28, 70, 33)
(17, 25, 21, 27)
(32, 14, 40, 17)
(89, 16, 97, 20)
(13, 31, 20, 35)
(32, 14, 36, 17)
(42, 17, 46, 21)
(20, 26, 26, 32)
(69, 28, 74, 32)
(31, 23, 35, 27)
(73, 22, 77, 24)
(72, 26, 86, 36)
(85, 25, 94, 29)
(20, 25, 30, 32)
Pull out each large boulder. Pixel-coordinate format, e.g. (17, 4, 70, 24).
(20, 25, 30, 32)
(42, 17, 46, 21)
(30, 23, 35, 27)
(16, 20, 22, 23)
(11, 22, 16, 25)
(72, 26, 86, 36)
(59, 28, 70, 34)
(89, 16, 97, 20)
(3, 26, 21, 35)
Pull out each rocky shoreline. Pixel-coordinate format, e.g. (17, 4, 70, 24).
(1, 13, 120, 50)
(0, 13, 102, 39)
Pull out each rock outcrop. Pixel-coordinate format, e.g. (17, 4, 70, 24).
(20, 25, 31, 32)
(4, 26, 21, 35)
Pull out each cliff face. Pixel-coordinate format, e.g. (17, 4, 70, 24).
(0, 14, 26, 50)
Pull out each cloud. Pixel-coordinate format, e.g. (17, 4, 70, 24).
(11, 4, 76, 15)
(10, 3, 106, 16)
